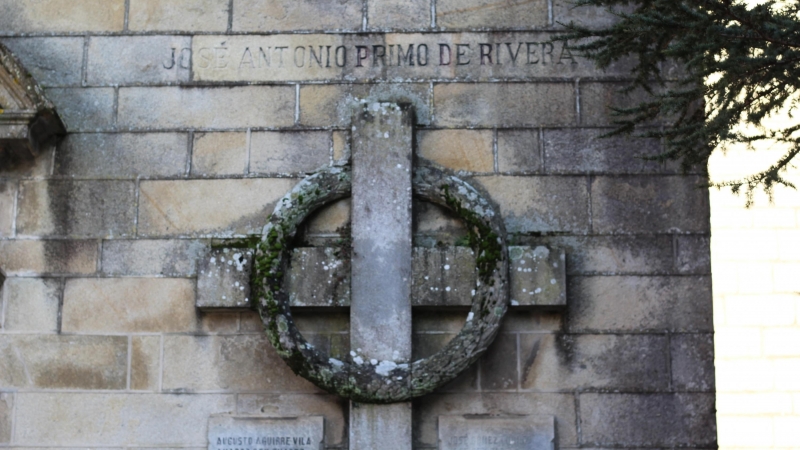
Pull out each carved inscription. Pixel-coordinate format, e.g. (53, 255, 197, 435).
(208, 416, 323, 450)
(191, 33, 618, 82)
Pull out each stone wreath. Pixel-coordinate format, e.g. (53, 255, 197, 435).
(252, 164, 509, 404)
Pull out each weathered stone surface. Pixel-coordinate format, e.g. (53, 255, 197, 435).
(102, 239, 207, 276)
(0, 0, 125, 33)
(285, 247, 350, 308)
(208, 415, 324, 450)
(436, 0, 548, 29)
(87, 36, 192, 85)
(192, 132, 247, 176)
(434, 83, 575, 127)
(13, 393, 235, 446)
(544, 128, 666, 174)
(17, 180, 136, 238)
(476, 176, 589, 233)
(580, 83, 655, 126)
(520, 334, 670, 391)
(351, 403, 412, 450)
(671, 333, 716, 391)
(498, 129, 541, 173)
(45, 87, 115, 132)
(0, 393, 11, 443)
(438, 415, 555, 450)
(238, 394, 348, 446)
(129, 0, 229, 31)
(591, 176, 710, 233)
(118, 87, 295, 130)
(369, 0, 430, 30)
(332, 131, 350, 164)
(480, 333, 519, 390)
(579, 393, 717, 447)
(415, 393, 578, 447)
(250, 131, 329, 174)
(0, 180, 15, 237)
(0, 239, 97, 275)
(137, 178, 296, 237)
(131, 336, 160, 391)
(0, 37, 84, 86)
(508, 246, 566, 307)
(56, 133, 189, 178)
(299, 84, 431, 126)
(412, 333, 477, 392)
(62, 278, 196, 333)
(2, 278, 61, 332)
(418, 130, 493, 172)
(524, 235, 676, 275)
(232, 0, 362, 32)
(196, 247, 253, 310)
(162, 335, 319, 392)
(553, 0, 627, 28)
(0, 335, 127, 389)
(567, 276, 713, 332)
(676, 235, 712, 274)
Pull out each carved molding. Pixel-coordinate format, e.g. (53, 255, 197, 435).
(0, 42, 65, 166)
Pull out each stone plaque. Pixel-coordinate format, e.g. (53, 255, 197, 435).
(438, 416, 555, 450)
(208, 416, 324, 450)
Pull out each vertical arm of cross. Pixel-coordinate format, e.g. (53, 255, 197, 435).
(349, 102, 413, 449)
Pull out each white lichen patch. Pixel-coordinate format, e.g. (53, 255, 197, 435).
(375, 360, 398, 376)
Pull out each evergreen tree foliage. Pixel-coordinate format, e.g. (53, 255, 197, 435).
(558, 0, 800, 203)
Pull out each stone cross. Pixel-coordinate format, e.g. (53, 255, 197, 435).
(195, 103, 567, 450)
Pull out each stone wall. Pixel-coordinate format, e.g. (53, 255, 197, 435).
(0, 0, 716, 448)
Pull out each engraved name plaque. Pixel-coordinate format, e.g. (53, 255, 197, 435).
(208, 416, 324, 450)
(438, 415, 555, 450)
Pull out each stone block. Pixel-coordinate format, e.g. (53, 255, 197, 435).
(434, 83, 575, 127)
(238, 394, 348, 446)
(162, 334, 320, 392)
(526, 235, 675, 275)
(544, 128, 667, 174)
(0, 239, 97, 275)
(369, 0, 431, 30)
(299, 83, 431, 127)
(250, 131, 330, 175)
(196, 247, 253, 310)
(671, 334, 715, 391)
(55, 133, 189, 178)
(332, 130, 350, 164)
(284, 247, 350, 308)
(553, 0, 627, 29)
(137, 178, 296, 237)
(102, 239, 207, 276)
(2, 278, 61, 332)
(500, 311, 563, 333)
(579, 393, 717, 447)
(17, 180, 136, 238)
(520, 334, 669, 391)
(0, 180, 15, 237)
(0, 0, 125, 33)
(412, 333, 477, 391)
(440, 247, 481, 306)
(129, 0, 229, 31)
(13, 393, 236, 446)
(414, 393, 578, 447)
(131, 336, 160, 391)
(591, 176, 710, 234)
(304, 198, 350, 236)
(567, 276, 713, 332)
(0, 335, 127, 390)
(418, 129, 494, 172)
(62, 278, 196, 333)
(438, 415, 555, 450)
(118, 87, 295, 130)
(497, 129, 541, 173)
(208, 415, 323, 450)
(200, 312, 241, 334)
(436, 0, 548, 29)
(480, 333, 518, 390)
(676, 235, 711, 274)
(45, 88, 115, 132)
(580, 82, 656, 126)
(87, 36, 192, 85)
(232, 0, 362, 32)
(0, 37, 84, 86)
(0, 393, 9, 443)
(475, 176, 589, 233)
(508, 246, 566, 307)
(192, 132, 247, 176)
